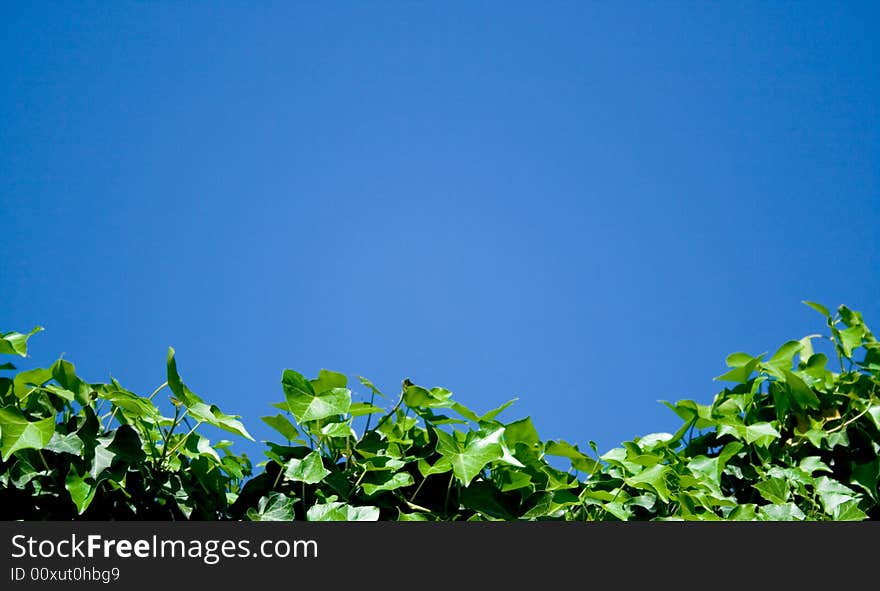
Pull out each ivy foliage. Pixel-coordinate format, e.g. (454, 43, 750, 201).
(2, 302, 879, 521)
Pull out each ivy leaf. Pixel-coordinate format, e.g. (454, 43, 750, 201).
(101, 389, 160, 419)
(187, 401, 254, 440)
(714, 357, 761, 383)
(45, 431, 85, 456)
(753, 478, 789, 504)
(833, 499, 868, 521)
(435, 427, 506, 486)
(802, 301, 830, 318)
(720, 422, 781, 447)
(759, 503, 805, 521)
(282, 370, 351, 422)
(0, 327, 44, 357)
(283, 450, 330, 484)
(261, 414, 300, 441)
(320, 421, 353, 438)
(51, 359, 92, 405)
(306, 501, 380, 521)
(838, 325, 864, 358)
(0, 406, 55, 461)
(480, 398, 518, 422)
(814, 476, 856, 515)
(167, 349, 253, 439)
(12, 367, 53, 400)
(403, 385, 453, 409)
(65, 464, 97, 515)
(765, 341, 803, 373)
(349, 402, 385, 417)
(247, 492, 296, 521)
(626, 464, 671, 503)
(362, 471, 414, 496)
(357, 376, 387, 399)
(782, 370, 820, 410)
(166, 347, 200, 407)
(545, 440, 602, 473)
(310, 369, 347, 394)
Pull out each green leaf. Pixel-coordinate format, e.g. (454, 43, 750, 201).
(480, 398, 518, 422)
(626, 464, 671, 503)
(799, 456, 831, 475)
(759, 503, 805, 521)
(814, 476, 856, 515)
(504, 417, 541, 447)
(283, 370, 351, 422)
(725, 352, 756, 368)
(782, 370, 820, 409)
(51, 359, 91, 405)
(283, 450, 330, 484)
(802, 301, 830, 318)
(261, 414, 300, 441)
(362, 471, 414, 496)
(766, 341, 803, 372)
(0, 327, 44, 357)
(166, 347, 200, 407)
(12, 367, 53, 400)
(833, 499, 868, 521)
(753, 478, 789, 504)
(544, 440, 602, 473)
(102, 390, 160, 419)
(849, 459, 879, 502)
(461, 481, 515, 520)
(0, 406, 55, 461)
(187, 401, 254, 440)
(350, 402, 385, 417)
(320, 421, 353, 438)
(45, 431, 85, 456)
(65, 464, 97, 515)
(357, 376, 387, 399)
(403, 385, 452, 409)
(310, 369, 347, 393)
(450, 402, 481, 422)
(417, 457, 453, 477)
(743, 422, 781, 447)
(714, 357, 761, 383)
(839, 325, 864, 358)
(435, 427, 507, 486)
(864, 404, 880, 432)
(247, 492, 296, 521)
(306, 501, 380, 521)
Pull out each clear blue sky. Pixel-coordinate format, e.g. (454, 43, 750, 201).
(2, 2, 878, 462)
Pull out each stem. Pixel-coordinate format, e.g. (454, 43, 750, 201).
(444, 473, 454, 516)
(148, 381, 169, 400)
(363, 390, 377, 433)
(374, 393, 404, 432)
(162, 421, 204, 461)
(409, 474, 429, 504)
(272, 464, 285, 490)
(158, 405, 181, 467)
(350, 469, 367, 495)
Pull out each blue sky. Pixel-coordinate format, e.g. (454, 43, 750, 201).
(2, 2, 878, 462)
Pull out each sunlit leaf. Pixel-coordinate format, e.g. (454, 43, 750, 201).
(0, 406, 55, 461)
(0, 327, 43, 357)
(283, 450, 330, 484)
(283, 370, 350, 422)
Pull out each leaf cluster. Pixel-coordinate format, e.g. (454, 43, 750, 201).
(2, 301, 879, 521)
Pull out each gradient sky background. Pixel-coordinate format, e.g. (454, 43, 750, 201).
(2, 2, 878, 462)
